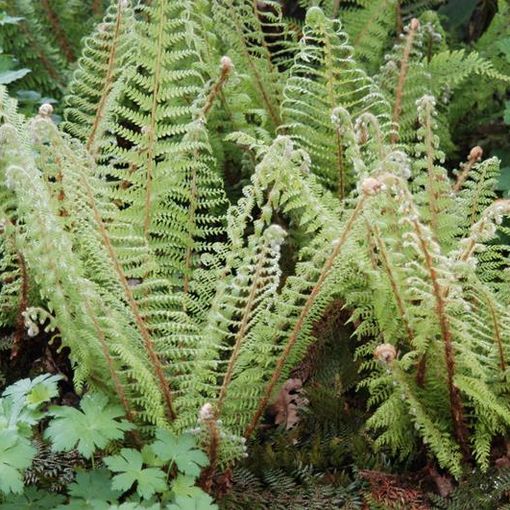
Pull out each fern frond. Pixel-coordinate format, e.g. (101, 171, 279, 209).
(0, 0, 66, 95)
(281, 6, 392, 194)
(212, 0, 290, 129)
(341, 0, 397, 74)
(63, 0, 137, 156)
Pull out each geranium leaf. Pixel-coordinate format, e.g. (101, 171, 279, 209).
(151, 430, 208, 478)
(45, 393, 134, 459)
(66, 469, 121, 503)
(104, 449, 167, 500)
(0, 430, 36, 495)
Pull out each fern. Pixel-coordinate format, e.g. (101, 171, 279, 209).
(3, 0, 510, 488)
(212, 0, 290, 130)
(0, 0, 66, 96)
(281, 7, 392, 195)
(341, 0, 398, 74)
(62, 0, 137, 156)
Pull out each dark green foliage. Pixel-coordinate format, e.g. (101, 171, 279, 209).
(0, 0, 103, 101)
(430, 468, 510, 509)
(219, 467, 364, 510)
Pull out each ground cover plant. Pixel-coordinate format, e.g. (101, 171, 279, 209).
(2, 0, 510, 508)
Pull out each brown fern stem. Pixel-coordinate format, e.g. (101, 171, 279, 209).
(251, 0, 279, 76)
(411, 218, 470, 459)
(53, 155, 69, 217)
(365, 221, 379, 270)
(423, 102, 440, 241)
(92, 0, 104, 17)
(244, 197, 366, 439)
(453, 146, 483, 193)
(199, 416, 220, 492)
(371, 226, 414, 342)
(336, 140, 347, 192)
(370, 223, 426, 386)
(84, 300, 136, 423)
(82, 174, 176, 421)
(322, 27, 346, 199)
(395, 0, 403, 35)
(40, 0, 75, 62)
(51, 121, 176, 421)
(182, 164, 199, 296)
(332, 0, 341, 18)
(86, 0, 127, 155)
(202, 57, 233, 118)
(230, 7, 282, 127)
(484, 293, 506, 371)
(415, 356, 427, 387)
(334, 120, 345, 201)
(390, 18, 420, 144)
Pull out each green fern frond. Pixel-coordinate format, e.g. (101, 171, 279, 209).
(212, 0, 291, 129)
(63, 0, 137, 156)
(341, 0, 398, 74)
(0, 0, 66, 95)
(281, 6, 392, 195)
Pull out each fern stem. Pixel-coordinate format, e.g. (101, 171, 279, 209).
(45, 153, 68, 218)
(395, 0, 403, 35)
(198, 415, 220, 491)
(371, 225, 414, 345)
(92, 0, 104, 17)
(86, 0, 128, 155)
(229, 4, 282, 127)
(365, 221, 379, 270)
(81, 173, 176, 421)
(488, 299, 506, 371)
(390, 18, 419, 144)
(466, 157, 491, 229)
(453, 146, 483, 193)
(322, 24, 345, 199)
(202, 57, 233, 119)
(251, 0, 279, 77)
(423, 101, 441, 240)
(43, 124, 177, 420)
(481, 289, 506, 371)
(332, 0, 341, 18)
(8, 223, 28, 360)
(182, 169, 199, 296)
(47, 122, 176, 420)
(369, 221, 427, 385)
(244, 196, 367, 439)
(335, 122, 345, 200)
(84, 300, 136, 423)
(40, 0, 75, 62)
(411, 217, 470, 458)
